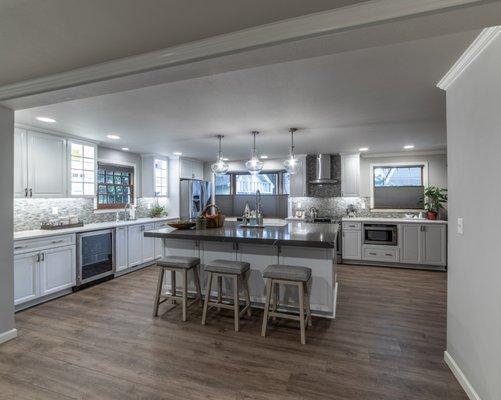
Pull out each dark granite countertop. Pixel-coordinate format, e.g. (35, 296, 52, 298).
(144, 221, 338, 248)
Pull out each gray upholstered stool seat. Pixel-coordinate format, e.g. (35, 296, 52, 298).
(263, 264, 311, 282)
(261, 264, 313, 345)
(157, 256, 200, 269)
(202, 259, 252, 332)
(205, 259, 250, 275)
(153, 256, 202, 321)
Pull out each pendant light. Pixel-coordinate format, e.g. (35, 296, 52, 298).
(211, 135, 229, 175)
(245, 131, 264, 175)
(283, 128, 301, 175)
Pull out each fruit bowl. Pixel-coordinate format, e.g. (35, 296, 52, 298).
(167, 220, 196, 230)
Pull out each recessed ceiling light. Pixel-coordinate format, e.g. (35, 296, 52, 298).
(173, 152, 182, 156)
(404, 145, 415, 149)
(358, 147, 369, 152)
(121, 147, 129, 151)
(36, 117, 56, 123)
(106, 134, 120, 140)
(260, 155, 268, 159)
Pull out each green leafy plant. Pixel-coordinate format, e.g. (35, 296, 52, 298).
(149, 203, 165, 218)
(422, 186, 448, 213)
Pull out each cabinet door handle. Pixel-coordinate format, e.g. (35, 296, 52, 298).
(36, 253, 40, 262)
(369, 252, 377, 256)
(24, 188, 28, 197)
(51, 239, 64, 244)
(40, 252, 45, 261)
(29, 188, 33, 197)
(385, 253, 393, 257)
(420, 226, 426, 232)
(14, 245, 27, 250)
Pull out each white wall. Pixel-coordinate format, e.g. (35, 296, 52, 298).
(0, 105, 15, 342)
(445, 35, 501, 400)
(359, 153, 447, 197)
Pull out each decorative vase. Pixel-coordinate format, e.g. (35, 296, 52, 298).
(427, 211, 437, 220)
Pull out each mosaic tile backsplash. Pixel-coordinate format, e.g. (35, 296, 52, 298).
(14, 197, 169, 231)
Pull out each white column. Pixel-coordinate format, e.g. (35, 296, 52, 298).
(0, 105, 15, 344)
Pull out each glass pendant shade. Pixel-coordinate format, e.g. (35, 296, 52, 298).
(211, 135, 229, 175)
(245, 131, 264, 175)
(283, 128, 301, 174)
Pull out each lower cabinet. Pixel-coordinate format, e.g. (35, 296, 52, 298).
(14, 245, 76, 306)
(400, 224, 447, 266)
(127, 225, 143, 268)
(142, 223, 156, 263)
(342, 230, 362, 260)
(125, 223, 164, 270)
(115, 226, 128, 272)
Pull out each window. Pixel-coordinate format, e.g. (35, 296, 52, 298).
(96, 163, 134, 209)
(215, 174, 231, 195)
(70, 142, 96, 196)
(235, 173, 278, 194)
(371, 164, 426, 210)
(154, 159, 168, 197)
(283, 172, 291, 195)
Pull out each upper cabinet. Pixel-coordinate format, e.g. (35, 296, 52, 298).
(15, 129, 67, 198)
(341, 153, 360, 197)
(180, 158, 203, 180)
(289, 155, 308, 197)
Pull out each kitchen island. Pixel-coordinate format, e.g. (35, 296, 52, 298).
(145, 221, 339, 318)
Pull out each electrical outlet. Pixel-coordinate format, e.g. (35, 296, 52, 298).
(147, 203, 151, 210)
(457, 217, 464, 235)
(51, 207, 59, 215)
(361, 202, 366, 209)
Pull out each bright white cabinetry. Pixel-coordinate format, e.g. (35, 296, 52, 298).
(341, 153, 360, 197)
(400, 224, 422, 264)
(142, 223, 156, 263)
(289, 155, 308, 197)
(14, 129, 67, 198)
(127, 225, 143, 268)
(40, 245, 76, 296)
(342, 230, 362, 260)
(400, 224, 447, 266)
(115, 226, 128, 272)
(13, 251, 39, 305)
(422, 225, 447, 266)
(154, 221, 168, 259)
(180, 158, 203, 180)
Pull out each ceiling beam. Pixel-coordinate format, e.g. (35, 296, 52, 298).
(0, 0, 482, 102)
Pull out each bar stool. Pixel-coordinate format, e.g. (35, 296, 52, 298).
(261, 264, 312, 344)
(201, 259, 252, 332)
(153, 256, 203, 321)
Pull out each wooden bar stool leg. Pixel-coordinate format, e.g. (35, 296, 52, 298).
(272, 282, 279, 322)
(182, 269, 188, 321)
(217, 276, 223, 312)
(298, 282, 306, 345)
(171, 270, 177, 304)
(261, 278, 272, 337)
(243, 272, 252, 317)
(202, 272, 213, 325)
(194, 265, 203, 305)
(153, 266, 165, 317)
(233, 275, 240, 332)
(305, 279, 312, 327)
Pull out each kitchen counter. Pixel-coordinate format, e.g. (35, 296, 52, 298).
(342, 217, 447, 224)
(14, 217, 178, 241)
(145, 221, 338, 248)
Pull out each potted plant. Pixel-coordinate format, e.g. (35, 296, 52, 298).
(149, 203, 166, 218)
(422, 186, 447, 220)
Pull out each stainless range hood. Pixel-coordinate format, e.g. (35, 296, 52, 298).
(309, 154, 338, 184)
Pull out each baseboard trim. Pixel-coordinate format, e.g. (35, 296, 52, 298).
(0, 328, 17, 345)
(444, 351, 482, 400)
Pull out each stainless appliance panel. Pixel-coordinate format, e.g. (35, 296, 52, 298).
(363, 224, 398, 246)
(180, 179, 212, 220)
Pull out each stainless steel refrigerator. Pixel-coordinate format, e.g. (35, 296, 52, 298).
(179, 179, 212, 220)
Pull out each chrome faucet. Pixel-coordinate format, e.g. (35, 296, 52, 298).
(255, 190, 263, 226)
(123, 203, 131, 221)
(309, 207, 318, 221)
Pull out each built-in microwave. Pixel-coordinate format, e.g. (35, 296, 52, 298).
(363, 224, 398, 246)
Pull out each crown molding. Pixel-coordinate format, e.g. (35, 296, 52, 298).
(437, 26, 501, 90)
(361, 149, 447, 158)
(0, 0, 481, 102)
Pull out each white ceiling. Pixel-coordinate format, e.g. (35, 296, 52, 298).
(0, 0, 364, 86)
(15, 29, 478, 161)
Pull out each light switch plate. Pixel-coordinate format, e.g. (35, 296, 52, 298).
(457, 217, 464, 235)
(51, 207, 59, 215)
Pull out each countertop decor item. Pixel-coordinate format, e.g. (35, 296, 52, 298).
(41, 221, 84, 230)
(167, 220, 196, 230)
(196, 215, 207, 230)
(210, 134, 229, 175)
(201, 204, 225, 228)
(422, 186, 448, 220)
(245, 131, 264, 175)
(149, 203, 165, 218)
(283, 128, 302, 175)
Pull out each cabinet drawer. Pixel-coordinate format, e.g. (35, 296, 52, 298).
(363, 247, 399, 262)
(14, 234, 76, 254)
(342, 221, 362, 231)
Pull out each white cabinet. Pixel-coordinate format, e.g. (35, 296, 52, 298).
(400, 224, 447, 266)
(40, 245, 76, 296)
(14, 238, 76, 307)
(142, 223, 156, 263)
(14, 251, 39, 305)
(154, 221, 168, 259)
(180, 158, 203, 180)
(115, 226, 128, 272)
(341, 153, 360, 197)
(15, 129, 67, 198)
(289, 155, 308, 197)
(342, 230, 362, 260)
(127, 225, 143, 268)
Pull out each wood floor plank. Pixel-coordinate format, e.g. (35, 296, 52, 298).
(2, 264, 467, 400)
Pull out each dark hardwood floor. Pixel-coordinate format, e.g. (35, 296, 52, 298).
(0, 265, 467, 400)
